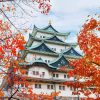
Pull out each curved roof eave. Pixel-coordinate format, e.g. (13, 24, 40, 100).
(27, 42, 57, 54)
(33, 25, 70, 36)
(49, 55, 68, 64)
(49, 55, 70, 69)
(20, 61, 57, 70)
(63, 47, 82, 57)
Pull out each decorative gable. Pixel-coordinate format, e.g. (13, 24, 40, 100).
(63, 47, 82, 57)
(30, 43, 56, 53)
(43, 25, 58, 33)
(50, 56, 69, 69)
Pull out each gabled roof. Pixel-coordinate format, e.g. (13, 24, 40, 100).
(32, 25, 70, 36)
(43, 24, 59, 33)
(46, 35, 64, 43)
(29, 43, 56, 54)
(50, 55, 70, 69)
(63, 47, 82, 57)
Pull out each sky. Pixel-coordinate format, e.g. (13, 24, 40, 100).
(2, 0, 100, 53)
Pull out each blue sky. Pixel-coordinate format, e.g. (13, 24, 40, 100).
(2, 0, 100, 53)
(7, 0, 100, 40)
(5, 1, 100, 31)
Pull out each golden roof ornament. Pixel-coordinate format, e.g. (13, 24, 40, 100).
(49, 20, 52, 25)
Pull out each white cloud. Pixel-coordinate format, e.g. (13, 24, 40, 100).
(2, 0, 100, 44)
(6, 0, 100, 31)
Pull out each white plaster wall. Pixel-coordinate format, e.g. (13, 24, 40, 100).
(30, 82, 74, 97)
(35, 54, 57, 63)
(32, 83, 54, 95)
(28, 66, 51, 79)
(27, 66, 71, 81)
(52, 72, 69, 80)
(25, 53, 57, 63)
(35, 32, 53, 39)
(45, 43, 68, 53)
(56, 84, 72, 97)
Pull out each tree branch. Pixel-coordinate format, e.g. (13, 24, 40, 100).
(8, 85, 19, 100)
(91, 61, 100, 66)
(0, 9, 20, 32)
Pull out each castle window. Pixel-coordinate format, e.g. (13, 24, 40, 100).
(36, 71, 39, 75)
(43, 36, 45, 38)
(47, 85, 50, 89)
(48, 60, 50, 63)
(53, 74, 55, 77)
(40, 36, 42, 38)
(59, 86, 61, 90)
(54, 48, 56, 51)
(59, 86, 65, 90)
(33, 71, 35, 75)
(64, 74, 66, 78)
(42, 72, 45, 76)
(45, 60, 47, 62)
(51, 85, 54, 89)
(56, 74, 59, 78)
(33, 71, 39, 75)
(35, 84, 41, 89)
(63, 86, 65, 90)
(53, 74, 59, 78)
(47, 85, 54, 89)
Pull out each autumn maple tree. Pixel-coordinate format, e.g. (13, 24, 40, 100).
(0, 0, 53, 100)
(64, 18, 100, 99)
(0, 0, 60, 100)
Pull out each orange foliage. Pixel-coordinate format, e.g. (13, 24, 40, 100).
(0, 91, 4, 97)
(65, 18, 100, 98)
(0, 0, 51, 99)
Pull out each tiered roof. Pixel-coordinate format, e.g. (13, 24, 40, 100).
(23, 23, 82, 70)
(26, 42, 58, 56)
(29, 43, 56, 53)
(32, 24, 70, 37)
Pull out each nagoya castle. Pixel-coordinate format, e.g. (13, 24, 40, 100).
(21, 21, 82, 99)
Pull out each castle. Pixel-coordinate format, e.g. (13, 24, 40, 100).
(20, 22, 82, 99)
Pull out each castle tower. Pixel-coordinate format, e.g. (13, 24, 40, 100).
(20, 23, 82, 99)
